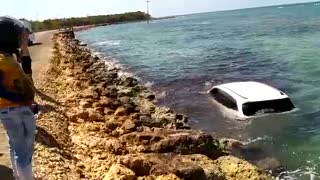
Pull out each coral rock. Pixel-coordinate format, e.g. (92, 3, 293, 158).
(103, 164, 136, 180)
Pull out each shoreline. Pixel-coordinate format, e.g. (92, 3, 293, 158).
(33, 30, 272, 179)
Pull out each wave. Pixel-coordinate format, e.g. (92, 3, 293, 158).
(196, 21, 211, 25)
(95, 40, 121, 46)
(242, 136, 272, 145)
(277, 166, 318, 180)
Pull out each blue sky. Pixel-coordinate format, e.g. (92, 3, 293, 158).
(1, 0, 318, 20)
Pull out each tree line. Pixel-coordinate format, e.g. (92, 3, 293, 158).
(31, 11, 150, 32)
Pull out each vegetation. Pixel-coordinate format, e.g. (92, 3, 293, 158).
(31, 11, 150, 31)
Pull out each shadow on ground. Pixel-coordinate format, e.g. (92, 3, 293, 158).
(35, 126, 73, 160)
(0, 165, 14, 180)
(35, 89, 61, 105)
(36, 126, 62, 149)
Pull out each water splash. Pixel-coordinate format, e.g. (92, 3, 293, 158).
(95, 40, 121, 46)
(242, 136, 273, 145)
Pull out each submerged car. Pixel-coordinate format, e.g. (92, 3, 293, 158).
(208, 82, 295, 118)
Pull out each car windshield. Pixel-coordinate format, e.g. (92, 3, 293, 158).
(242, 98, 295, 116)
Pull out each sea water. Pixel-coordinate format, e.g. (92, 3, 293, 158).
(77, 2, 320, 179)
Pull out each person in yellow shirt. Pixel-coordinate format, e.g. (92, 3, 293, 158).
(0, 16, 36, 180)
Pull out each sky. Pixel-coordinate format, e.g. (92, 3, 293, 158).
(1, 0, 319, 21)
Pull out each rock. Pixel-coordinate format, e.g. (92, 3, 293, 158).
(156, 174, 181, 180)
(119, 96, 131, 104)
(115, 107, 128, 116)
(87, 108, 105, 122)
(146, 93, 156, 101)
(111, 100, 121, 110)
(93, 56, 100, 61)
(104, 139, 127, 155)
(123, 104, 136, 114)
(219, 138, 244, 153)
(99, 96, 113, 107)
(101, 87, 118, 97)
(121, 154, 224, 180)
(103, 164, 136, 180)
(120, 156, 152, 176)
(79, 100, 92, 108)
(104, 108, 115, 115)
(171, 160, 206, 180)
(122, 77, 138, 87)
(118, 88, 139, 97)
(122, 119, 136, 131)
(215, 156, 271, 180)
(105, 121, 120, 131)
(176, 114, 188, 123)
(81, 88, 99, 99)
(119, 129, 224, 158)
(255, 157, 282, 172)
(79, 42, 87, 46)
(65, 109, 90, 122)
(137, 115, 153, 126)
(92, 102, 101, 108)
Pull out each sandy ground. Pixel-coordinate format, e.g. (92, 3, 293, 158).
(0, 30, 56, 179)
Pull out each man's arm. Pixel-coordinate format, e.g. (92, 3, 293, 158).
(20, 31, 33, 80)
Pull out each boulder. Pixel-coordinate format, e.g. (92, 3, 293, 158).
(120, 154, 224, 180)
(122, 119, 136, 132)
(215, 156, 271, 180)
(87, 108, 105, 122)
(104, 108, 115, 115)
(120, 129, 224, 158)
(120, 155, 152, 176)
(145, 93, 156, 101)
(103, 164, 136, 180)
(119, 96, 131, 104)
(79, 100, 92, 108)
(122, 77, 138, 87)
(65, 109, 89, 122)
(105, 121, 120, 132)
(99, 96, 113, 107)
(81, 88, 99, 99)
(156, 174, 180, 180)
(115, 107, 128, 116)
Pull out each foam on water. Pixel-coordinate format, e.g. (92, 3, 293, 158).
(95, 40, 121, 46)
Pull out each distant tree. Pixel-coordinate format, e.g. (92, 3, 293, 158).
(31, 11, 150, 31)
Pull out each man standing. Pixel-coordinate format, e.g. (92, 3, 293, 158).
(0, 16, 36, 180)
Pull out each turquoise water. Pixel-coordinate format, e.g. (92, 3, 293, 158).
(77, 2, 320, 179)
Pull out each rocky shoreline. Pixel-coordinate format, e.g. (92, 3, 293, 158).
(33, 30, 272, 180)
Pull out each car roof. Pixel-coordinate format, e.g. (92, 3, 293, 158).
(215, 81, 288, 102)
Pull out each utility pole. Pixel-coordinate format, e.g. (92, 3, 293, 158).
(146, 0, 150, 24)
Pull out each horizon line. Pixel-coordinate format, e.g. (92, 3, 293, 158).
(33, 0, 320, 21)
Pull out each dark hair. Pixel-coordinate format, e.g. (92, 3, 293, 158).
(0, 16, 24, 55)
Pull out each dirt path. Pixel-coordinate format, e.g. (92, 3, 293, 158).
(0, 30, 56, 179)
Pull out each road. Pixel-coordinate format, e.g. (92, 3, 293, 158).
(0, 30, 56, 179)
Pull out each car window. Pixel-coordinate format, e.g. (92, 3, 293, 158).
(210, 88, 238, 110)
(242, 98, 294, 116)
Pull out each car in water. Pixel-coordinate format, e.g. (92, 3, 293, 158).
(208, 82, 295, 118)
(19, 19, 35, 45)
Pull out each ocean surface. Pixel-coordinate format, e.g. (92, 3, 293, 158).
(77, 2, 320, 179)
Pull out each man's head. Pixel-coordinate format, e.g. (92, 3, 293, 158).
(0, 16, 25, 53)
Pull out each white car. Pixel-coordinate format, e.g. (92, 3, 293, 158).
(208, 82, 295, 118)
(19, 19, 35, 45)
